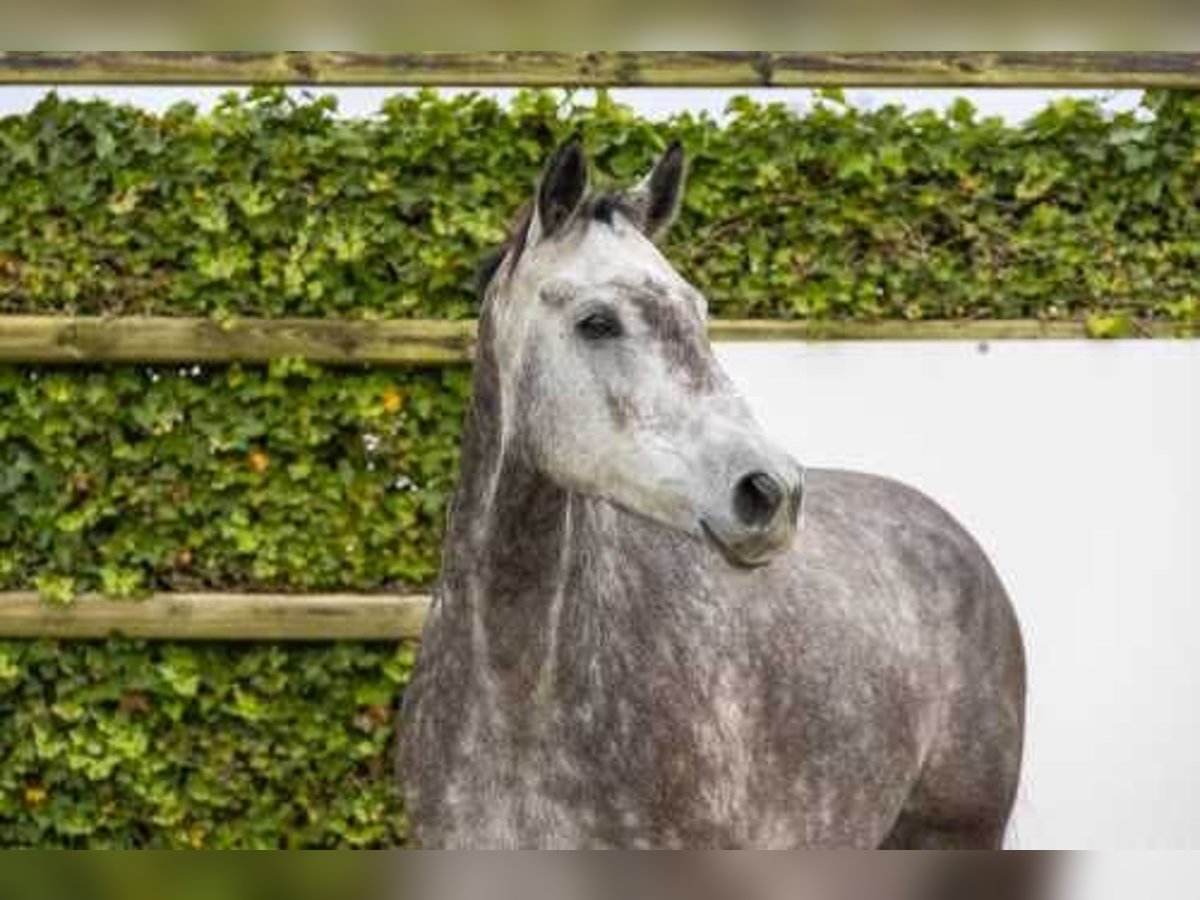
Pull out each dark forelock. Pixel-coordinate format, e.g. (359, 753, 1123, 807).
(475, 192, 636, 300)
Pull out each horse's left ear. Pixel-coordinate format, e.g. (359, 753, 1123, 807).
(531, 136, 590, 245)
(625, 141, 687, 242)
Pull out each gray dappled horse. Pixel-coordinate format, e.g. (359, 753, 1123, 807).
(400, 139, 1026, 850)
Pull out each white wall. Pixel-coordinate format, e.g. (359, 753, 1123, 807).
(1070, 853, 1200, 900)
(716, 340, 1200, 851)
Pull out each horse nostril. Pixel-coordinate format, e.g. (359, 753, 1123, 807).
(733, 472, 785, 529)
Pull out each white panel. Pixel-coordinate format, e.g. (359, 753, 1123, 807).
(715, 340, 1200, 850)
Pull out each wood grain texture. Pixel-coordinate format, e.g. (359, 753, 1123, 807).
(1, 52, 1198, 87)
(0, 316, 1190, 366)
(0, 592, 431, 641)
(0, 316, 477, 366)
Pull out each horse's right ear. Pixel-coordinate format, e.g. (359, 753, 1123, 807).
(623, 141, 686, 242)
(530, 137, 589, 244)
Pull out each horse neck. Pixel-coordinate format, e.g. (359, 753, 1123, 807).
(440, 321, 720, 707)
(439, 326, 576, 697)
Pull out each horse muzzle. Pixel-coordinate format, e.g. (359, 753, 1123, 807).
(701, 465, 804, 568)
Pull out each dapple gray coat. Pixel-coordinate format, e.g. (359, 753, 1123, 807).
(400, 140, 1025, 850)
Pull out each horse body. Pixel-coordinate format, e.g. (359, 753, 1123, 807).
(400, 140, 1025, 849)
(404, 464, 1023, 849)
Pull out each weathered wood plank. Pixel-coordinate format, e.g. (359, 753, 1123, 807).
(768, 51, 1200, 88)
(1, 51, 1198, 88)
(0, 316, 1192, 366)
(0, 592, 430, 641)
(0, 316, 477, 366)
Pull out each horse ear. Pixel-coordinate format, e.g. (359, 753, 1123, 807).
(625, 141, 686, 242)
(531, 136, 589, 244)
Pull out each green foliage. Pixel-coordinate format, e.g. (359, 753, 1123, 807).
(0, 639, 415, 847)
(0, 359, 454, 848)
(2, 87, 1198, 321)
(0, 363, 467, 597)
(1, 87, 1198, 847)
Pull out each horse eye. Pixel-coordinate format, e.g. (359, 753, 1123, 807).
(576, 310, 623, 341)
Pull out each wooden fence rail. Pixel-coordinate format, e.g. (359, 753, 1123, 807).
(0, 593, 430, 641)
(0, 316, 477, 367)
(0, 316, 1192, 366)
(1, 52, 1199, 88)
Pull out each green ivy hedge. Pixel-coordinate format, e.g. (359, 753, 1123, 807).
(0, 639, 415, 848)
(0, 357, 460, 847)
(2, 87, 1198, 321)
(1, 87, 1198, 847)
(0, 358, 460, 847)
(0, 362, 468, 599)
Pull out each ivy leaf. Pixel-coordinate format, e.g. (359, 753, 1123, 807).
(1085, 314, 1135, 339)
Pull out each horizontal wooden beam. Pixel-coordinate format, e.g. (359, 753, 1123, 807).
(1, 52, 1199, 88)
(0, 316, 1192, 366)
(0, 592, 430, 641)
(0, 316, 477, 366)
